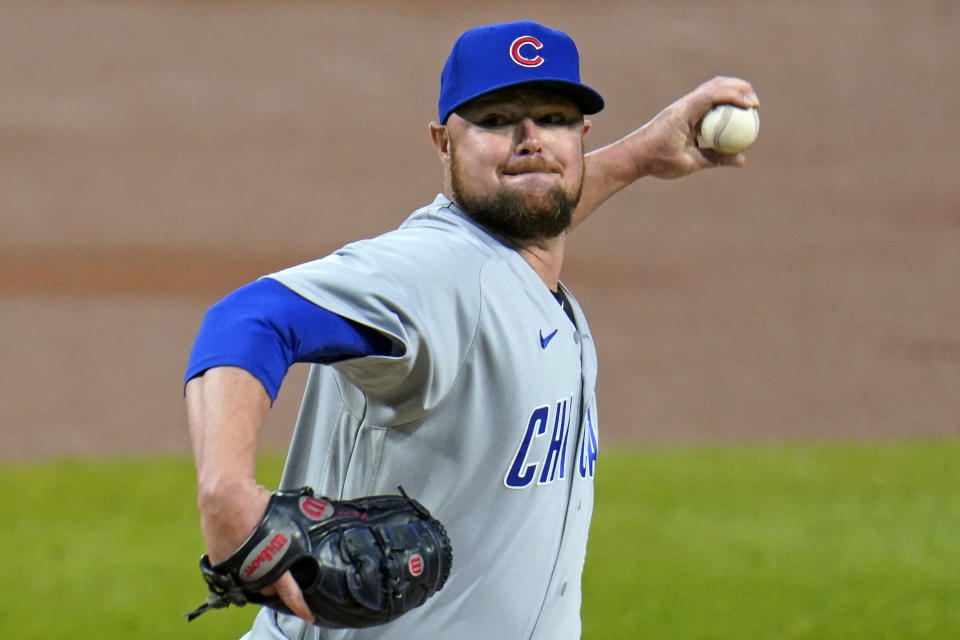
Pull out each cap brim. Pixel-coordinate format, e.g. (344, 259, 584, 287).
(444, 79, 604, 123)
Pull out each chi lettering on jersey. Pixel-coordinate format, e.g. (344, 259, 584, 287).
(578, 408, 598, 480)
(504, 398, 576, 489)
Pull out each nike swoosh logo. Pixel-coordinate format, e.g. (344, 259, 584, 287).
(539, 329, 558, 349)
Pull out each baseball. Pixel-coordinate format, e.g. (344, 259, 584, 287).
(697, 104, 760, 154)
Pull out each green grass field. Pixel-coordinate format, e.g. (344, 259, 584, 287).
(2, 439, 957, 639)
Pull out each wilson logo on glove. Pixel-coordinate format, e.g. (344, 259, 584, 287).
(242, 531, 292, 580)
(408, 554, 424, 576)
(299, 496, 335, 521)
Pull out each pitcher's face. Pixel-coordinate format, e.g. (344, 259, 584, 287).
(437, 86, 590, 240)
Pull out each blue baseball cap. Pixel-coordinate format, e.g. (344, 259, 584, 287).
(438, 20, 604, 123)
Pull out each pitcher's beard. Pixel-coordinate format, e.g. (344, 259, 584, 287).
(450, 151, 582, 242)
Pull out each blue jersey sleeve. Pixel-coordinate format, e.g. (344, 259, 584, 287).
(184, 278, 394, 401)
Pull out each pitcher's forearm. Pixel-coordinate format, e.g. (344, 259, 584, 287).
(573, 133, 649, 228)
(186, 366, 271, 504)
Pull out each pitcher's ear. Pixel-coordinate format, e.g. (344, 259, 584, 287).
(429, 122, 449, 155)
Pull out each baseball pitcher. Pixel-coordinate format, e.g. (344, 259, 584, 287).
(184, 20, 758, 639)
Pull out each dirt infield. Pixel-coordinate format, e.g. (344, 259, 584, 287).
(2, 2, 958, 459)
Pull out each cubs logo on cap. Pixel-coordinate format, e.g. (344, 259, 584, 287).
(438, 20, 604, 123)
(510, 36, 544, 67)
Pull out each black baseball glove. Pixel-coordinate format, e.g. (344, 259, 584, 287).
(186, 486, 452, 628)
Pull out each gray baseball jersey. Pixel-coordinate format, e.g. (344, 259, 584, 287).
(243, 194, 600, 640)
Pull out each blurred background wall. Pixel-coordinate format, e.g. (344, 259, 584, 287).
(2, 1, 958, 459)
